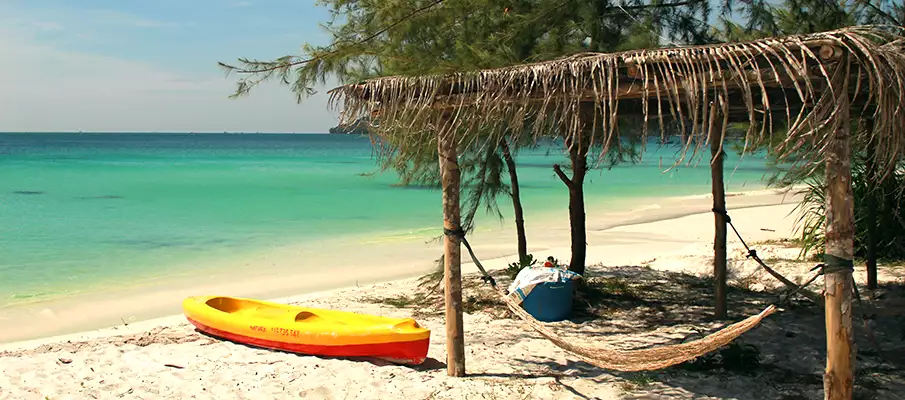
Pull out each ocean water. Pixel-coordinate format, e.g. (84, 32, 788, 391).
(0, 132, 772, 307)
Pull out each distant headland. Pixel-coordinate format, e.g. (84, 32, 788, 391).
(328, 117, 370, 135)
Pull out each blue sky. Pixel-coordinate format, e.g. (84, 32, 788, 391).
(0, 0, 340, 133)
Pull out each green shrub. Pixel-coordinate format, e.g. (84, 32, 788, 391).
(506, 253, 537, 279)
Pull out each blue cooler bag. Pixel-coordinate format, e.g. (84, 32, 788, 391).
(508, 267, 581, 322)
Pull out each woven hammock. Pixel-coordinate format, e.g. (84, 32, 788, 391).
(494, 287, 776, 371)
(455, 233, 778, 371)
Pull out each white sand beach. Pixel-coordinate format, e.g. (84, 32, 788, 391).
(2, 189, 904, 399)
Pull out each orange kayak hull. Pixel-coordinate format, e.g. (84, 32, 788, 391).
(182, 296, 431, 365)
(186, 317, 430, 364)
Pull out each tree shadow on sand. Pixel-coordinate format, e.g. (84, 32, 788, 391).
(493, 265, 905, 400)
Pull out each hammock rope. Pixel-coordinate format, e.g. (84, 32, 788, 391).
(715, 208, 882, 355)
(712, 207, 825, 305)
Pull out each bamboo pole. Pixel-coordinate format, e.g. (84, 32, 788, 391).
(438, 128, 465, 377)
(422, 68, 822, 107)
(823, 69, 855, 400)
(344, 48, 840, 104)
(710, 100, 728, 320)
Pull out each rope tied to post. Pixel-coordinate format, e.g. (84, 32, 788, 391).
(715, 207, 883, 344)
(712, 206, 827, 304)
(713, 205, 874, 352)
(443, 227, 466, 239)
(443, 227, 497, 288)
(822, 254, 855, 275)
(712, 207, 731, 223)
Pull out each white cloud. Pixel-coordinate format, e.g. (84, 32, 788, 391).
(0, 30, 339, 133)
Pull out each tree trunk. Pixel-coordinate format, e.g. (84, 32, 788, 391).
(501, 140, 528, 263)
(865, 120, 878, 291)
(554, 108, 593, 276)
(569, 144, 588, 276)
(554, 136, 588, 276)
(823, 88, 855, 400)
(710, 106, 728, 320)
(438, 130, 465, 377)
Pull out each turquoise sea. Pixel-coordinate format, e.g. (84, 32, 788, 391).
(0, 132, 773, 308)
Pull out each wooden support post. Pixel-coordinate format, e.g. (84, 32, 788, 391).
(864, 119, 878, 291)
(823, 81, 855, 400)
(710, 102, 728, 320)
(438, 129, 465, 377)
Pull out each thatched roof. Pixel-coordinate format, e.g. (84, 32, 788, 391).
(329, 26, 905, 168)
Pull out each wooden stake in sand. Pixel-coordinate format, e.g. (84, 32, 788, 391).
(438, 127, 466, 377)
(709, 97, 728, 321)
(823, 60, 855, 400)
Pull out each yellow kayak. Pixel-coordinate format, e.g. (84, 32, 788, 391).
(182, 296, 431, 364)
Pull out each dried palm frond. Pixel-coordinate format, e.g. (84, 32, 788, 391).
(329, 26, 905, 177)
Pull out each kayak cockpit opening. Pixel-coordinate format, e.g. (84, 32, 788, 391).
(294, 311, 324, 322)
(205, 297, 244, 313)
